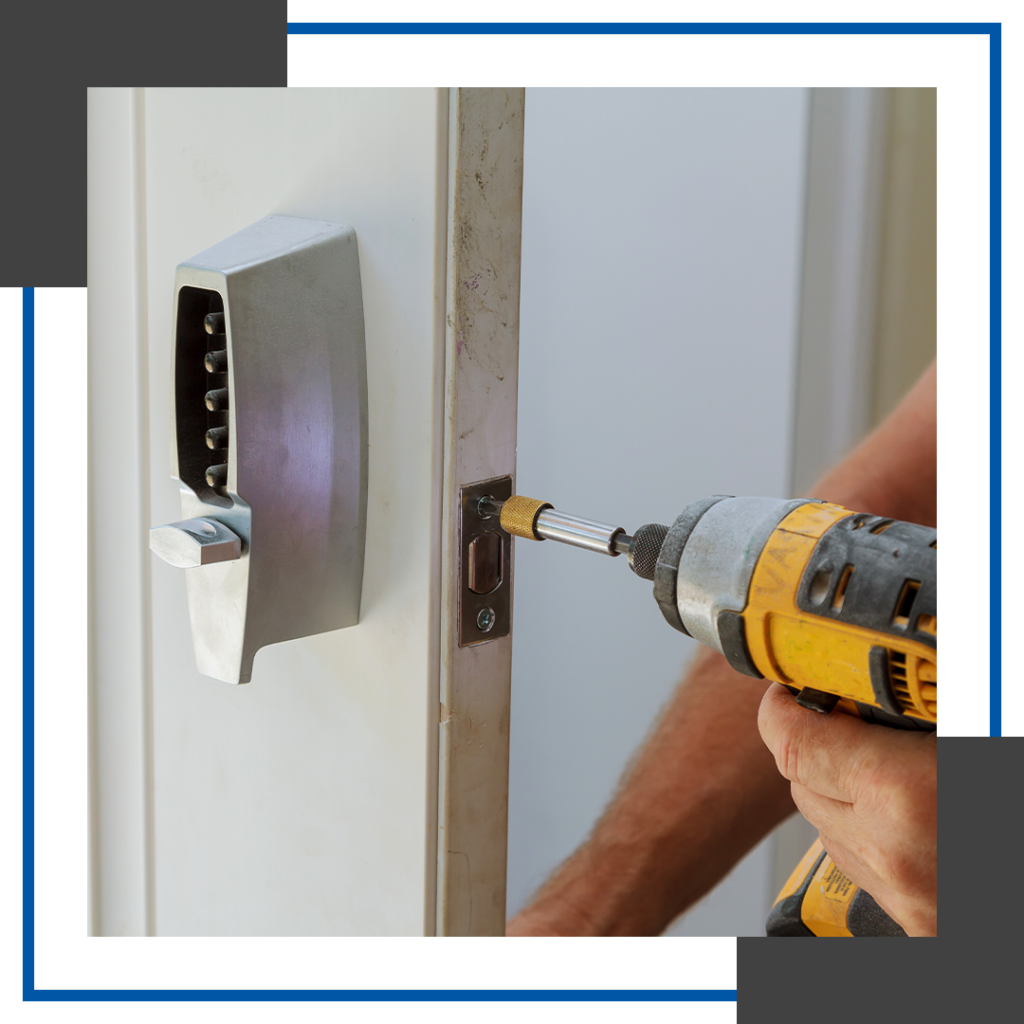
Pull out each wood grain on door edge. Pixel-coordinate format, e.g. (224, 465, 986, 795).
(436, 88, 525, 936)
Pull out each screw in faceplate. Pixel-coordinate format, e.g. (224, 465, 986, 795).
(476, 607, 496, 633)
(477, 494, 502, 520)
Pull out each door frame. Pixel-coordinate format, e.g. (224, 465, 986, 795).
(435, 88, 525, 936)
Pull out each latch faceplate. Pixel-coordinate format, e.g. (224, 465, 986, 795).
(459, 476, 513, 647)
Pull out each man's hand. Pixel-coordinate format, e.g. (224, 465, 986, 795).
(758, 683, 937, 936)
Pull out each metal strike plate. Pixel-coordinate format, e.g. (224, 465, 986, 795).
(459, 476, 513, 647)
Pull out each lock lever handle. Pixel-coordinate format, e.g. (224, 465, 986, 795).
(150, 518, 241, 568)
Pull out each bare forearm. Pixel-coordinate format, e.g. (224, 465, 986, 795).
(811, 361, 936, 527)
(507, 649, 793, 935)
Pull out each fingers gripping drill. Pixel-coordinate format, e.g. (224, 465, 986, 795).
(486, 493, 937, 937)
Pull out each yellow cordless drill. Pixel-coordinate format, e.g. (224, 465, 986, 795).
(487, 493, 937, 937)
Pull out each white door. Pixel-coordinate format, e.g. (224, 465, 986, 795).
(88, 87, 523, 936)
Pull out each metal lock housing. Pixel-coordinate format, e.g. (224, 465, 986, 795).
(150, 214, 368, 684)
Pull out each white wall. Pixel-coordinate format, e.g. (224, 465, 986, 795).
(507, 88, 811, 935)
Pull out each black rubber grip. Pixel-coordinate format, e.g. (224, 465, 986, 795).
(765, 849, 828, 937)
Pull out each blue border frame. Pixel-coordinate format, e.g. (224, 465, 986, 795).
(26, 990, 736, 1003)
(23, 287, 36, 1001)
(989, 28, 1002, 737)
(29, 16, 999, 1007)
(288, 21, 995, 35)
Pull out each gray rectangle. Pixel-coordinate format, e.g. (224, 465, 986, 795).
(739, 738, 1020, 1015)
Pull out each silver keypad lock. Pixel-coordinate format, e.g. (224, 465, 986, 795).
(150, 215, 368, 683)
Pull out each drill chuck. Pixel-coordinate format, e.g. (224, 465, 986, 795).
(626, 523, 670, 580)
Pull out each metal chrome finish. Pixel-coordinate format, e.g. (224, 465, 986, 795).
(475, 494, 627, 556)
(673, 496, 806, 652)
(459, 476, 513, 647)
(152, 214, 368, 684)
(627, 523, 669, 581)
(534, 508, 625, 555)
(149, 517, 241, 568)
(654, 495, 729, 636)
(468, 532, 503, 594)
